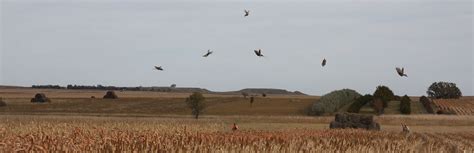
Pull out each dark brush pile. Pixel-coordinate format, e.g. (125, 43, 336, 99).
(103, 91, 118, 99)
(329, 113, 380, 131)
(30, 93, 51, 103)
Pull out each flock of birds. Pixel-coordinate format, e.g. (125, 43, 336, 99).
(153, 10, 409, 78)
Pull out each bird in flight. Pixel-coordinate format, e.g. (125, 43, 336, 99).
(396, 67, 407, 77)
(154, 66, 164, 71)
(203, 49, 213, 57)
(254, 49, 264, 57)
(322, 58, 327, 67)
(244, 10, 250, 17)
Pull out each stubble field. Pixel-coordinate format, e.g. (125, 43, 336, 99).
(1, 88, 473, 152)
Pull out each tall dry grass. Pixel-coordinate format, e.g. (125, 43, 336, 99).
(0, 115, 472, 152)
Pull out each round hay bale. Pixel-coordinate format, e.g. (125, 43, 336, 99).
(31, 93, 51, 103)
(331, 113, 380, 130)
(359, 115, 373, 124)
(103, 91, 118, 99)
(335, 113, 349, 123)
(367, 122, 381, 131)
(348, 114, 361, 123)
(329, 121, 343, 129)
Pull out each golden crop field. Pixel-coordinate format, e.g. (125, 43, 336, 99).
(1, 115, 473, 152)
(433, 99, 474, 115)
(1, 88, 474, 152)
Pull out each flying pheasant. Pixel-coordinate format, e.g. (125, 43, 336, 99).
(244, 10, 250, 17)
(322, 58, 327, 67)
(396, 67, 407, 77)
(254, 49, 264, 57)
(203, 49, 213, 57)
(154, 66, 164, 71)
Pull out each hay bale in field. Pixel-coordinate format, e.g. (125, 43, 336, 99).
(330, 113, 380, 131)
(30, 93, 51, 103)
(103, 91, 118, 99)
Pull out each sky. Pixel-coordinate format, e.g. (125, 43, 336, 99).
(1, 0, 473, 96)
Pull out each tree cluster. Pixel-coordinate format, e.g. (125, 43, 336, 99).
(427, 82, 462, 99)
(347, 94, 373, 113)
(373, 85, 395, 108)
(32, 85, 64, 89)
(311, 89, 360, 116)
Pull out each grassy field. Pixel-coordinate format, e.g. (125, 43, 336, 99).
(1, 88, 474, 152)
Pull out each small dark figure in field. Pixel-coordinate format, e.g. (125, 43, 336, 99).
(401, 123, 410, 133)
(232, 123, 239, 131)
(254, 49, 264, 57)
(322, 58, 327, 67)
(91, 96, 95, 99)
(203, 49, 213, 57)
(250, 97, 255, 106)
(396, 67, 407, 77)
(262, 93, 266, 97)
(244, 10, 249, 17)
(154, 66, 164, 71)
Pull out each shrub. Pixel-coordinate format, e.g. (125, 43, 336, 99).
(185, 92, 206, 119)
(373, 85, 395, 108)
(311, 89, 361, 116)
(427, 81, 462, 99)
(347, 94, 373, 113)
(400, 95, 411, 114)
(420, 96, 435, 113)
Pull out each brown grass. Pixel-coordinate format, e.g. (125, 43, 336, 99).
(0, 115, 473, 152)
(433, 99, 474, 115)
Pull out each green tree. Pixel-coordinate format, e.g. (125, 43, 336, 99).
(427, 81, 462, 99)
(400, 95, 411, 114)
(347, 94, 373, 113)
(185, 92, 206, 119)
(373, 85, 395, 108)
(311, 89, 360, 116)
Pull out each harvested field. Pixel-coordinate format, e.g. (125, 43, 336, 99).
(433, 99, 474, 115)
(0, 115, 472, 152)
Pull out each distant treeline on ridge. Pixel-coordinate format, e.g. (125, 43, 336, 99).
(30, 85, 306, 95)
(31, 84, 198, 92)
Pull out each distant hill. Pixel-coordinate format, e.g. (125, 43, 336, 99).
(4, 85, 307, 96)
(216, 88, 307, 96)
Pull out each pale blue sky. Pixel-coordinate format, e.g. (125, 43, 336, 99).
(1, 0, 473, 95)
